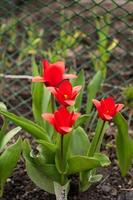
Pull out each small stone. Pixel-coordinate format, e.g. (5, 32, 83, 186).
(111, 188, 117, 196)
(126, 191, 133, 200)
(101, 184, 112, 193)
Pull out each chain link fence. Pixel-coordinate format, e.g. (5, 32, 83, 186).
(0, 0, 132, 121)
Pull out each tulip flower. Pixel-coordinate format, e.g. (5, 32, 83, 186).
(92, 96, 124, 121)
(32, 60, 77, 87)
(42, 107, 80, 135)
(48, 80, 82, 106)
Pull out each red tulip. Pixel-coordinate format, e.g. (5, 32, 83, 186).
(32, 60, 77, 87)
(48, 80, 82, 106)
(92, 96, 124, 121)
(42, 107, 80, 135)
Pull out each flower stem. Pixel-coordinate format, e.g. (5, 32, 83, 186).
(61, 134, 65, 185)
(88, 120, 106, 156)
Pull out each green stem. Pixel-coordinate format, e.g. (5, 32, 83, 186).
(61, 134, 65, 185)
(88, 120, 106, 156)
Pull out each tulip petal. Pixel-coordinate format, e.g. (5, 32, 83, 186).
(47, 87, 56, 95)
(32, 76, 44, 82)
(54, 61, 65, 70)
(73, 86, 82, 93)
(64, 100, 75, 106)
(92, 99, 101, 110)
(71, 112, 81, 126)
(105, 96, 115, 110)
(103, 114, 112, 121)
(42, 113, 54, 125)
(42, 60, 49, 73)
(116, 103, 124, 112)
(60, 126, 72, 133)
(57, 80, 72, 96)
(63, 74, 77, 79)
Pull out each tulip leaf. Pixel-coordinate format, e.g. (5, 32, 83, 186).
(94, 153, 111, 167)
(114, 112, 133, 176)
(0, 102, 8, 144)
(0, 138, 21, 197)
(74, 114, 91, 128)
(0, 126, 21, 151)
(71, 70, 85, 111)
(23, 140, 60, 194)
(0, 102, 7, 111)
(0, 110, 50, 141)
(70, 127, 90, 156)
(37, 140, 56, 163)
(32, 57, 51, 128)
(88, 174, 103, 183)
(67, 155, 100, 174)
(86, 70, 103, 114)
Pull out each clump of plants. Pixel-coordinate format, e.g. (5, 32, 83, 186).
(0, 59, 132, 200)
(122, 85, 133, 109)
(0, 102, 21, 197)
(90, 14, 118, 79)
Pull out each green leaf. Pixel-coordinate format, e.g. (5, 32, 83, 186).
(37, 140, 56, 163)
(71, 70, 85, 111)
(86, 71, 103, 114)
(54, 181, 70, 200)
(23, 140, 60, 193)
(88, 174, 103, 183)
(0, 126, 21, 151)
(0, 102, 8, 143)
(114, 112, 133, 176)
(70, 127, 90, 156)
(74, 114, 91, 128)
(31, 57, 51, 128)
(0, 138, 21, 197)
(67, 155, 100, 174)
(0, 110, 50, 141)
(68, 153, 110, 175)
(94, 153, 111, 167)
(88, 120, 108, 156)
(25, 158, 55, 194)
(0, 102, 7, 111)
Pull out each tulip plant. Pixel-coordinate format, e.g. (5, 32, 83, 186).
(0, 60, 132, 200)
(0, 102, 21, 197)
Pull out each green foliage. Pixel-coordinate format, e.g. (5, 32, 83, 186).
(0, 126, 21, 152)
(90, 15, 118, 78)
(86, 71, 103, 114)
(43, 30, 83, 62)
(71, 70, 85, 111)
(75, 114, 91, 128)
(23, 140, 56, 194)
(0, 102, 21, 196)
(0, 17, 43, 70)
(70, 127, 90, 156)
(0, 138, 21, 197)
(0, 110, 50, 141)
(88, 119, 108, 156)
(114, 113, 133, 176)
(31, 57, 51, 128)
(122, 85, 133, 108)
(67, 153, 110, 174)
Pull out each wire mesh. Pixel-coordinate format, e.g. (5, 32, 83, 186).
(0, 0, 132, 120)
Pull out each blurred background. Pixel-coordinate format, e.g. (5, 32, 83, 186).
(0, 0, 132, 123)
